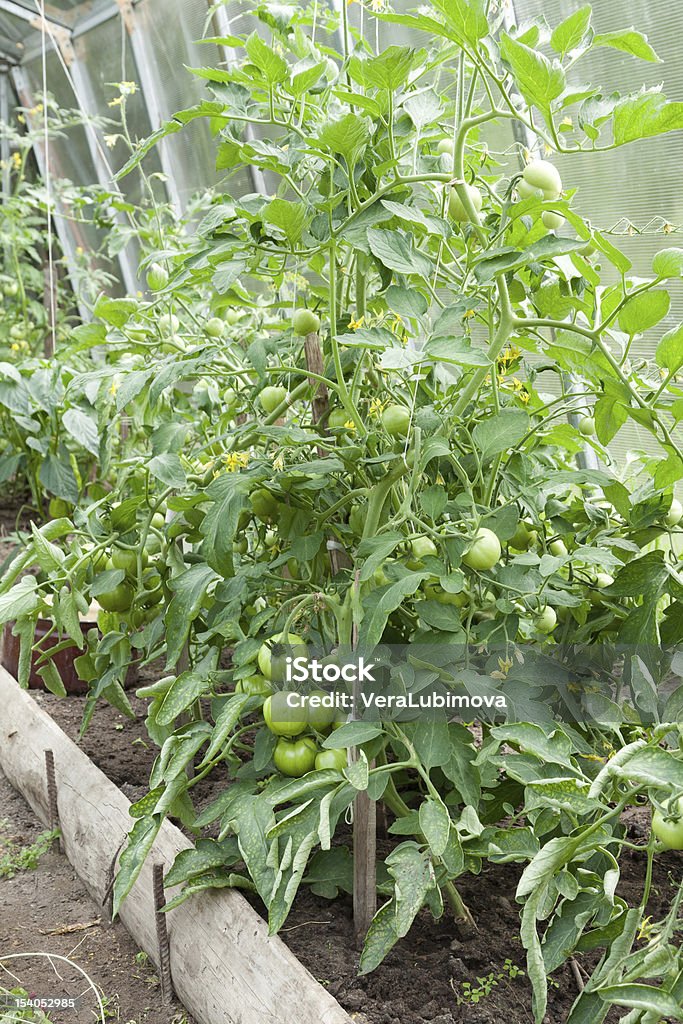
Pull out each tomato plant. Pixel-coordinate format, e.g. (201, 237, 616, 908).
(2, 2, 683, 1019)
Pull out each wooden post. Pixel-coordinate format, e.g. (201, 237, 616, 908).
(304, 331, 351, 574)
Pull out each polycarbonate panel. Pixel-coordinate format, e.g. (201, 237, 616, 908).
(131, 0, 252, 205)
(72, 16, 161, 210)
(21, 50, 104, 259)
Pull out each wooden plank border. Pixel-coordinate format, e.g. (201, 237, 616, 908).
(0, 666, 352, 1024)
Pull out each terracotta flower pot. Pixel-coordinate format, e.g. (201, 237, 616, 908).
(1, 619, 98, 694)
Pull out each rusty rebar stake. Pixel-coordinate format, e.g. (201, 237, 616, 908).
(44, 750, 62, 852)
(152, 863, 174, 1004)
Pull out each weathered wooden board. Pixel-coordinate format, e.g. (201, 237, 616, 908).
(0, 666, 352, 1024)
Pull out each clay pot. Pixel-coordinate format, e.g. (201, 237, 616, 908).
(1, 619, 97, 694)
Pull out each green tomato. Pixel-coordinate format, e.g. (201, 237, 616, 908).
(437, 139, 454, 156)
(235, 674, 273, 697)
(292, 309, 321, 336)
(590, 573, 614, 606)
(263, 692, 308, 736)
(410, 536, 438, 560)
(10, 324, 25, 341)
(111, 547, 144, 576)
(158, 313, 180, 336)
(535, 606, 557, 634)
(578, 416, 596, 437)
(147, 262, 168, 291)
(206, 317, 225, 338)
(665, 497, 682, 527)
(48, 497, 72, 518)
(542, 210, 565, 231)
(462, 528, 501, 571)
(224, 387, 239, 413)
(250, 488, 278, 523)
(259, 385, 288, 414)
(225, 308, 242, 325)
(381, 404, 411, 438)
(315, 748, 347, 771)
(652, 797, 683, 850)
(448, 184, 483, 222)
(328, 408, 351, 430)
(522, 159, 562, 196)
(233, 537, 248, 555)
(3, 281, 19, 297)
(97, 581, 134, 613)
(517, 177, 541, 200)
(306, 690, 336, 731)
(424, 584, 468, 608)
(273, 736, 318, 777)
(549, 539, 568, 558)
(258, 632, 307, 682)
(510, 521, 533, 551)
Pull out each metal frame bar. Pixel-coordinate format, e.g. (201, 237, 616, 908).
(0, 63, 11, 201)
(210, 1, 266, 195)
(10, 63, 89, 320)
(0, 0, 70, 30)
(115, 0, 182, 213)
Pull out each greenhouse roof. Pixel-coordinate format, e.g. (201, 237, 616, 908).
(0, 0, 116, 63)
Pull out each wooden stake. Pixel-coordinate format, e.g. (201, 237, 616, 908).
(44, 749, 62, 851)
(351, 572, 376, 945)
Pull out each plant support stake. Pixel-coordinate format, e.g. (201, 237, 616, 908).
(152, 862, 174, 1005)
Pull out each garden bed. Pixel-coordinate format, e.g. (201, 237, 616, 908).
(32, 688, 683, 1024)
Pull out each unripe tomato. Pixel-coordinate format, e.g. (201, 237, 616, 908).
(549, 539, 568, 558)
(147, 262, 168, 291)
(381, 404, 411, 437)
(233, 537, 248, 555)
(424, 584, 468, 608)
(224, 388, 239, 413)
(590, 572, 614, 606)
(410, 536, 438, 560)
(315, 748, 347, 771)
(462, 528, 501, 571)
(250, 488, 278, 523)
(3, 280, 18, 297)
(510, 521, 533, 551)
(665, 498, 682, 528)
(263, 692, 307, 736)
(259, 385, 287, 414)
(448, 184, 483, 222)
(206, 317, 225, 338)
(578, 416, 595, 437)
(437, 139, 454, 156)
(517, 177, 540, 200)
(235, 674, 272, 697)
(158, 313, 180, 336)
(48, 497, 72, 518)
(292, 309, 321, 336)
(522, 160, 562, 196)
(542, 210, 565, 231)
(535, 606, 557, 634)
(111, 547, 144, 576)
(273, 736, 318, 776)
(225, 308, 242, 325)
(97, 581, 134, 613)
(10, 324, 25, 341)
(258, 632, 307, 681)
(328, 408, 350, 430)
(306, 690, 336, 730)
(651, 797, 683, 849)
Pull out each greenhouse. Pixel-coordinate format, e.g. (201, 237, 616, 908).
(0, 2, 682, 1022)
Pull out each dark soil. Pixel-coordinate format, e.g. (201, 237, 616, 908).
(34, 691, 683, 1024)
(0, 767, 193, 1024)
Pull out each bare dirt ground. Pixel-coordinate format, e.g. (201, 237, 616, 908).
(0, 767, 194, 1024)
